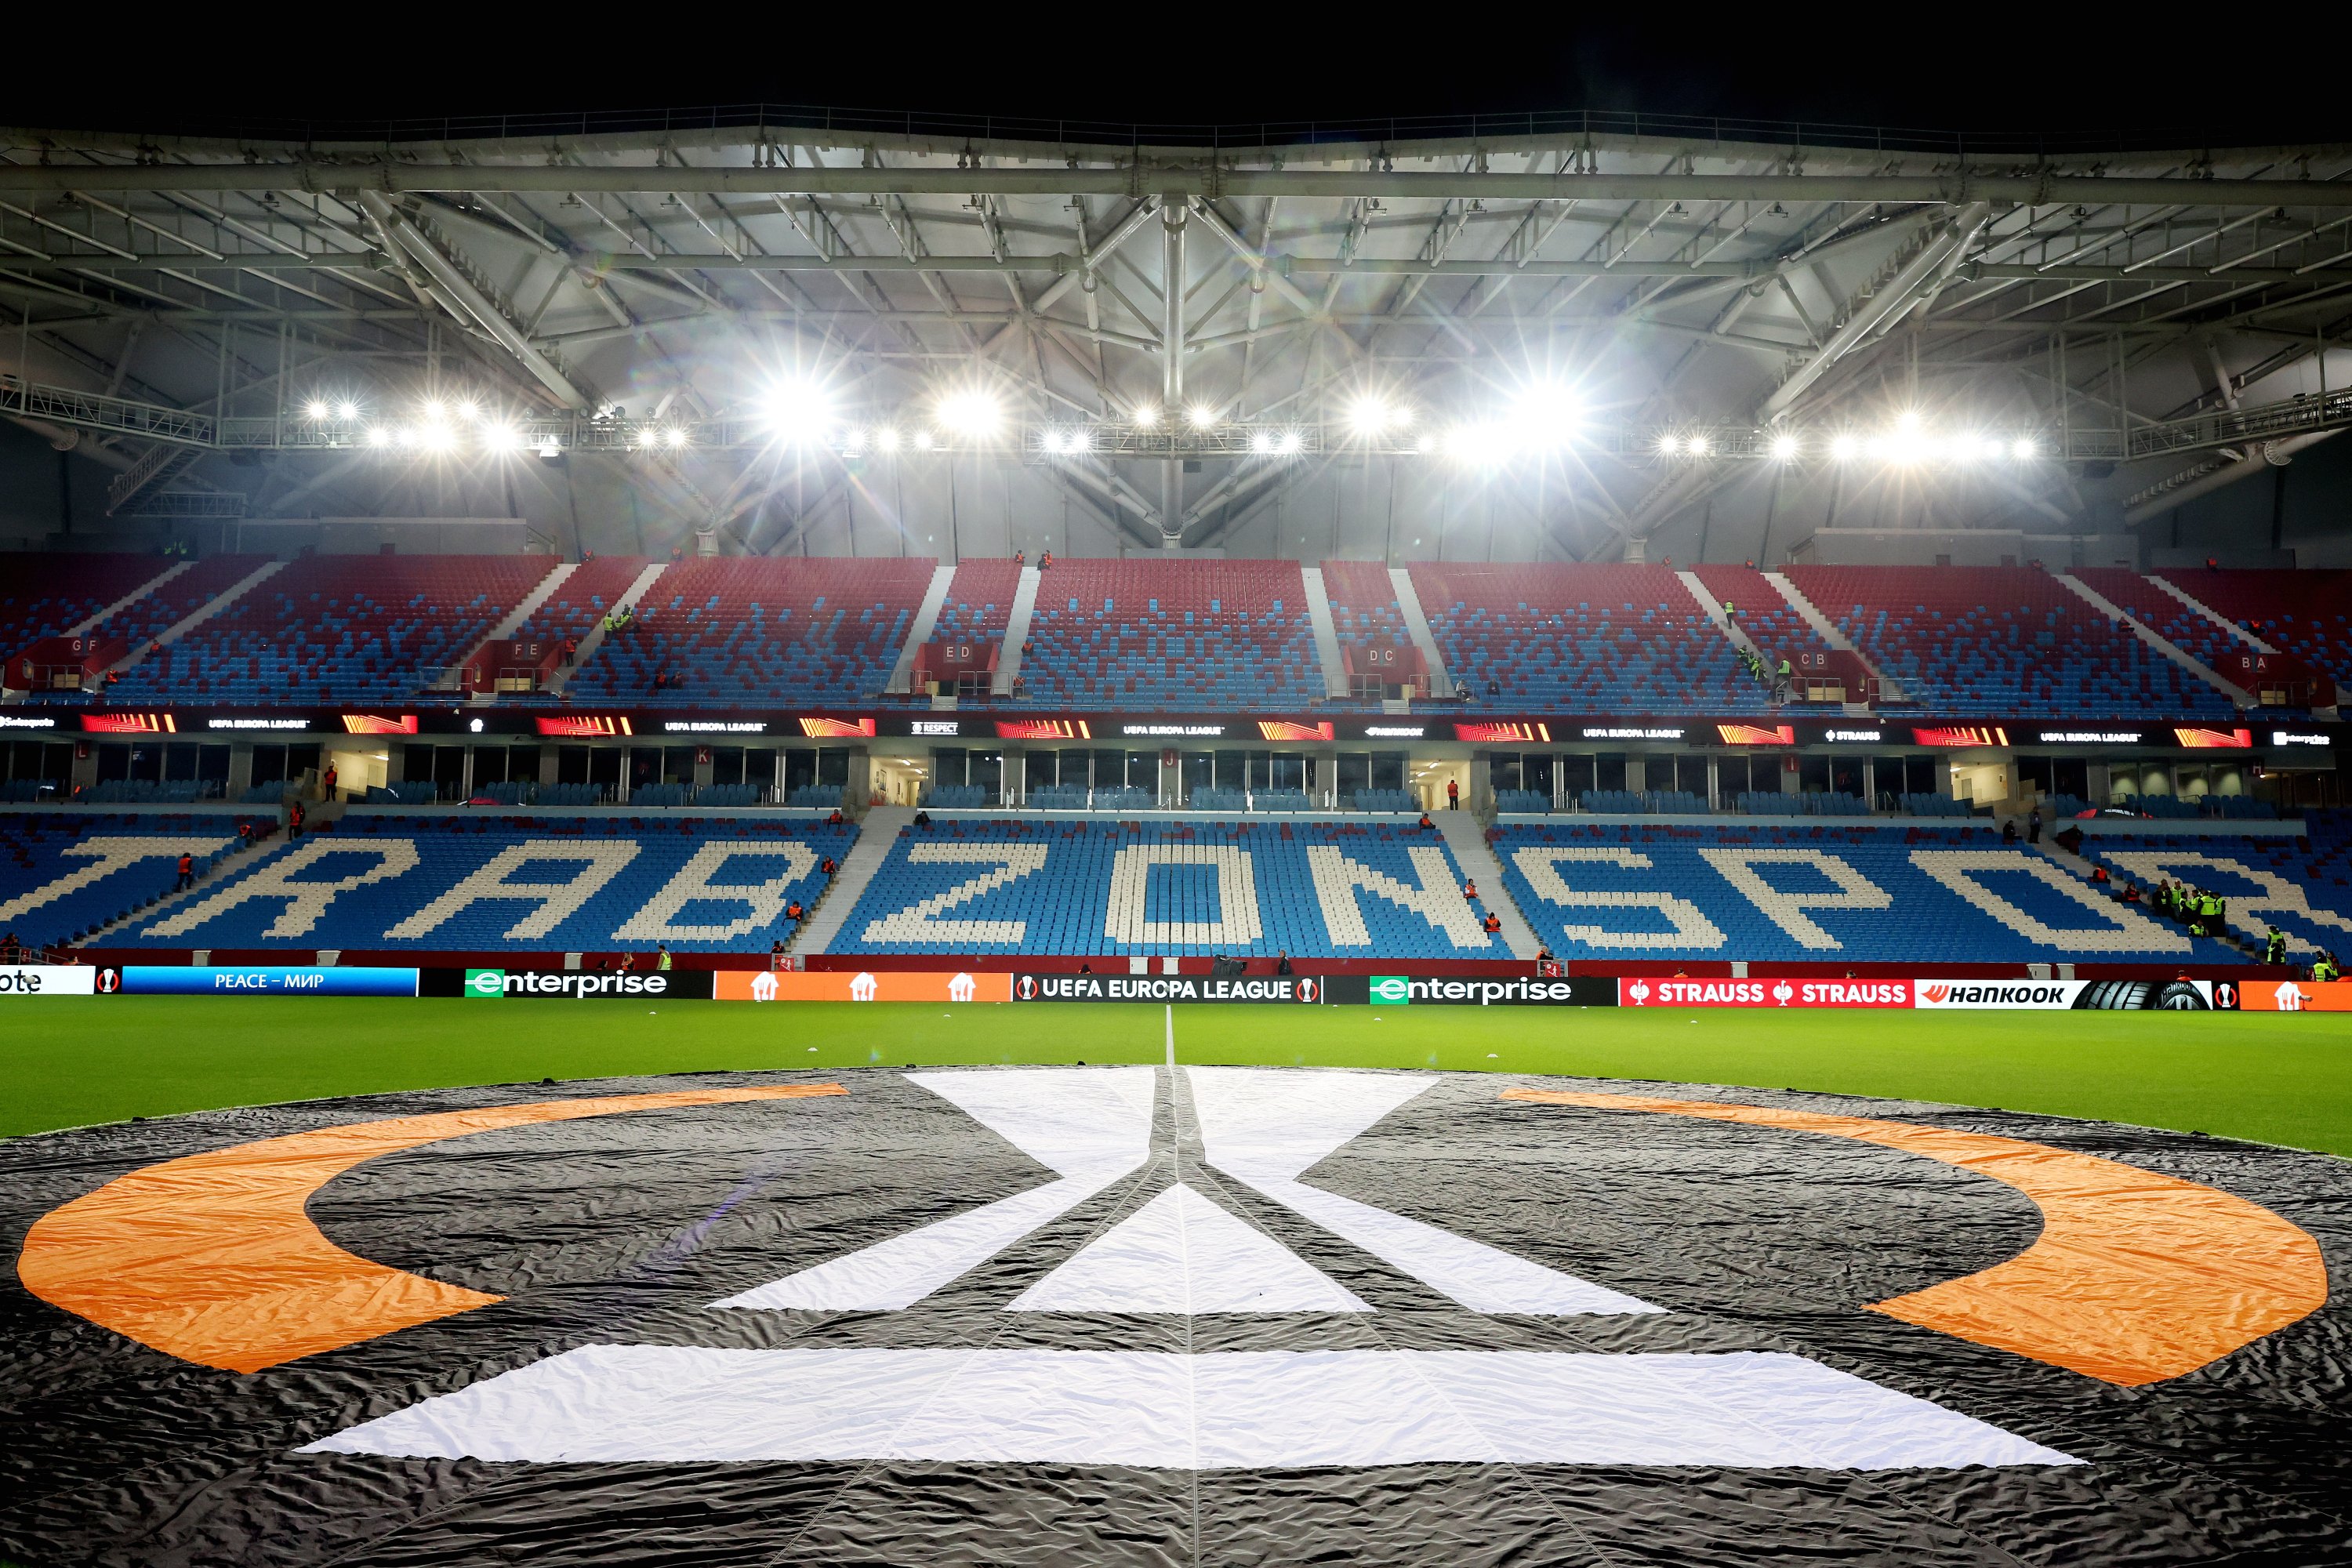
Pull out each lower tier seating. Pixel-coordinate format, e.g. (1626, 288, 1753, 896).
(836, 818, 1504, 957)
(113, 814, 858, 953)
(1492, 822, 2244, 964)
(2077, 818, 2352, 960)
(0, 812, 263, 948)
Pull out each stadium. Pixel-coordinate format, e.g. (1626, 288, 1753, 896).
(2, 56, 2350, 1566)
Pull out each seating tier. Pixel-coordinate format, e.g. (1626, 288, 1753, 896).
(1015, 558, 1323, 707)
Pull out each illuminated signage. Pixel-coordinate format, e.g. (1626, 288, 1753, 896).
(208, 717, 312, 731)
(1123, 724, 1225, 736)
(0, 716, 58, 729)
(2272, 730, 2331, 747)
(341, 713, 419, 735)
(1573, 725, 1674, 742)
(1715, 724, 1795, 746)
(995, 719, 1092, 740)
(911, 720, 960, 736)
(1460, 722, 1555, 742)
(81, 713, 176, 734)
(1258, 720, 1335, 742)
(661, 720, 769, 734)
(1363, 725, 1425, 738)
(535, 715, 634, 738)
(1824, 728, 1883, 742)
(1911, 726, 2009, 748)
(2036, 729, 2143, 744)
(2173, 727, 2252, 750)
(797, 717, 877, 739)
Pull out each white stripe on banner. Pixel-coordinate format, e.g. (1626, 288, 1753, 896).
(713, 1067, 1156, 1312)
(301, 1345, 2077, 1470)
(1183, 1066, 1661, 1315)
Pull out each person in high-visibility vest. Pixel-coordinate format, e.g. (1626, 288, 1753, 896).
(2266, 927, 2288, 965)
(655, 944, 673, 971)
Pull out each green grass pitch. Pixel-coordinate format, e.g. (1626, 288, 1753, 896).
(4, 998, 2350, 1156)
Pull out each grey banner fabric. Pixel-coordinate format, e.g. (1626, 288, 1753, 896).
(2, 1065, 2348, 1565)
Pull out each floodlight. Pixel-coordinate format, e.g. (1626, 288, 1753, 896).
(1187, 404, 1218, 430)
(456, 400, 480, 421)
(422, 400, 445, 419)
(1895, 409, 1921, 431)
(2011, 437, 2037, 460)
(394, 426, 417, 449)
(764, 377, 835, 442)
(1507, 382, 1579, 447)
(418, 420, 455, 453)
(636, 429, 659, 450)
(305, 401, 329, 420)
(663, 426, 688, 449)
(484, 425, 522, 452)
(874, 426, 902, 453)
(365, 425, 392, 448)
(937, 391, 1002, 436)
(913, 430, 935, 451)
(337, 401, 359, 420)
(1830, 434, 1859, 460)
(1347, 397, 1396, 436)
(1658, 434, 1682, 456)
(1276, 430, 1303, 456)
(1132, 404, 1161, 427)
(1687, 434, 1711, 457)
(537, 438, 561, 459)
(1250, 430, 1275, 455)
(1771, 434, 1799, 460)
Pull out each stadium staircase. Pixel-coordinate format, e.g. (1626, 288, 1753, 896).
(1388, 567, 1454, 695)
(2055, 573, 2251, 706)
(1433, 809, 1540, 959)
(69, 822, 292, 950)
(2029, 834, 2266, 961)
(789, 804, 909, 955)
(992, 566, 1043, 695)
(2147, 574, 2347, 709)
(62, 560, 195, 637)
(451, 561, 579, 699)
(1676, 570, 1763, 660)
(887, 564, 960, 695)
(1760, 571, 1891, 695)
(99, 559, 285, 680)
(1298, 566, 1352, 698)
(543, 561, 669, 697)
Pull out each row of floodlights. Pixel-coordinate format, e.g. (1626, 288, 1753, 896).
(302, 390, 2040, 466)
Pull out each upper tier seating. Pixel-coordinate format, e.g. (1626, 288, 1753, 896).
(1689, 565, 1839, 669)
(2069, 569, 2270, 689)
(1015, 559, 1324, 707)
(118, 813, 858, 953)
(929, 559, 1023, 652)
(1783, 566, 2234, 717)
(80, 554, 270, 648)
(110, 554, 554, 705)
(0, 811, 260, 947)
(2077, 818, 2352, 958)
(1320, 559, 1414, 666)
(837, 817, 1504, 957)
(567, 557, 934, 706)
(1408, 564, 1758, 712)
(510, 555, 654, 648)
(1494, 821, 2241, 963)
(2151, 568, 2352, 693)
(0, 553, 176, 657)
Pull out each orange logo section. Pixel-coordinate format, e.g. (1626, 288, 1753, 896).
(1501, 1087, 2326, 1387)
(716, 970, 1010, 1003)
(2241, 978, 2352, 1011)
(16, 1084, 846, 1374)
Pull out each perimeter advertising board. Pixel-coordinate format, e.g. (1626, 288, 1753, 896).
(1619, 978, 1914, 1008)
(715, 971, 1011, 1004)
(1915, 978, 2224, 1010)
(432, 969, 717, 1000)
(2237, 978, 2352, 1011)
(96, 967, 421, 996)
(0, 966, 96, 996)
(1341, 975, 1617, 1007)
(1011, 974, 1323, 1004)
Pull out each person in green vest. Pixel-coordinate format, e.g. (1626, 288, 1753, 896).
(2266, 926, 2288, 965)
(2314, 952, 2340, 983)
(655, 943, 673, 971)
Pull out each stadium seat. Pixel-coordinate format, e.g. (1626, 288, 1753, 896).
(0, 811, 266, 947)
(1494, 821, 2244, 964)
(1015, 559, 1325, 708)
(2076, 811, 2352, 957)
(836, 817, 1501, 957)
(114, 813, 858, 953)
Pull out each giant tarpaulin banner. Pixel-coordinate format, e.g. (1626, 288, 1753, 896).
(2, 1065, 2346, 1564)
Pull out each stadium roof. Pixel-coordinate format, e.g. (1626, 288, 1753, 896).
(5, 112, 2350, 552)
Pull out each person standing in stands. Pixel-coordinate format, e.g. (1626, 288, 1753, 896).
(1774, 655, 1792, 699)
(174, 852, 194, 892)
(2027, 805, 2042, 844)
(1276, 950, 1294, 976)
(2267, 926, 2288, 965)
(655, 944, 673, 972)
(288, 801, 305, 840)
(770, 938, 787, 971)
(1446, 778, 1460, 811)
